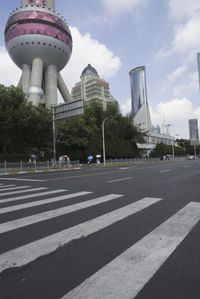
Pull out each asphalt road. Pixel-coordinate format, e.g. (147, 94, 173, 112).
(0, 159, 200, 299)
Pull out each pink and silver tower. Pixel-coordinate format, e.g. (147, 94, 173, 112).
(4, 0, 73, 108)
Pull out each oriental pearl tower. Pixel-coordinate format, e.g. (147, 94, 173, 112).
(4, 0, 73, 108)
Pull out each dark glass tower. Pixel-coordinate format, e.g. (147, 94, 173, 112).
(129, 66, 151, 132)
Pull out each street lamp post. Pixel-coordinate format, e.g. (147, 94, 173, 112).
(102, 117, 109, 166)
(52, 106, 57, 163)
(172, 140, 175, 160)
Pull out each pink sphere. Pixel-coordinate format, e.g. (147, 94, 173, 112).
(5, 4, 72, 71)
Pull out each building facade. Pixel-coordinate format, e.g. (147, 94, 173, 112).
(129, 66, 152, 133)
(197, 53, 200, 91)
(71, 64, 117, 110)
(189, 119, 199, 145)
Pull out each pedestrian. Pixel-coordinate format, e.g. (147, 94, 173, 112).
(28, 157, 32, 168)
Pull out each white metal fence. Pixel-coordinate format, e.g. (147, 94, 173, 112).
(104, 158, 160, 166)
(0, 157, 184, 175)
(0, 160, 80, 175)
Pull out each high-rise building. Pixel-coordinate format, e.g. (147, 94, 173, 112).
(189, 119, 199, 144)
(197, 53, 200, 91)
(71, 64, 117, 110)
(4, 0, 72, 108)
(129, 66, 152, 132)
(129, 66, 175, 154)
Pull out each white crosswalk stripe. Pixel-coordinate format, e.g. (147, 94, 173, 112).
(0, 194, 123, 234)
(0, 189, 67, 204)
(0, 187, 46, 197)
(0, 197, 160, 274)
(0, 185, 30, 193)
(62, 201, 200, 299)
(0, 191, 92, 214)
(0, 185, 199, 298)
(0, 184, 16, 189)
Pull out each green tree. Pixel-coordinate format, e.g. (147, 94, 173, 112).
(0, 84, 52, 156)
(57, 102, 144, 161)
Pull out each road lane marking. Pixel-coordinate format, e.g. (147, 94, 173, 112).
(0, 185, 16, 189)
(0, 191, 92, 215)
(0, 194, 123, 234)
(63, 201, 200, 299)
(0, 178, 45, 182)
(0, 189, 65, 204)
(160, 169, 171, 173)
(0, 187, 46, 198)
(0, 186, 30, 192)
(107, 177, 133, 183)
(44, 164, 172, 182)
(0, 197, 162, 274)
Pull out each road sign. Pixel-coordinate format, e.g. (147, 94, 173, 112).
(54, 100, 84, 120)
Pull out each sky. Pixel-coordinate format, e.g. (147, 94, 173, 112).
(1, 0, 200, 138)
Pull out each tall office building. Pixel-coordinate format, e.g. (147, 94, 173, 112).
(197, 53, 200, 91)
(189, 119, 199, 144)
(71, 64, 117, 110)
(129, 66, 175, 154)
(129, 66, 152, 132)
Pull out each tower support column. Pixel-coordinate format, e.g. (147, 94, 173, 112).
(45, 65, 58, 109)
(28, 57, 44, 105)
(17, 76, 22, 89)
(22, 64, 31, 95)
(58, 73, 72, 102)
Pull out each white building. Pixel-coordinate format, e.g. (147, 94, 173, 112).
(71, 64, 117, 110)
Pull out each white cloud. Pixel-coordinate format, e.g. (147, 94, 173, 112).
(157, 2, 200, 60)
(61, 27, 121, 91)
(166, 65, 187, 83)
(156, 13, 200, 60)
(171, 14, 200, 57)
(172, 71, 199, 97)
(101, 0, 146, 17)
(0, 27, 121, 95)
(120, 97, 200, 138)
(150, 97, 200, 138)
(120, 98, 131, 115)
(0, 47, 20, 86)
(161, 67, 199, 99)
(168, 0, 200, 19)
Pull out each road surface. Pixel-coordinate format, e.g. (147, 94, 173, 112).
(0, 159, 200, 298)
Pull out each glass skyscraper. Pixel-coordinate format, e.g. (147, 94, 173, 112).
(197, 53, 200, 90)
(189, 119, 199, 145)
(129, 66, 152, 132)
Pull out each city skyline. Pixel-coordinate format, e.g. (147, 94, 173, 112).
(1, 0, 200, 138)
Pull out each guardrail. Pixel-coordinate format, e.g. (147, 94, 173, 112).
(0, 160, 80, 175)
(104, 157, 160, 166)
(0, 157, 188, 175)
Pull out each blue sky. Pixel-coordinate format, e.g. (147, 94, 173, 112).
(1, 0, 200, 138)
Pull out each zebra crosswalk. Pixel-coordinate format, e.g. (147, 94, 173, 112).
(0, 182, 199, 299)
(63, 201, 200, 299)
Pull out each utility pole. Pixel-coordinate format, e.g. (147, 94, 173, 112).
(52, 106, 56, 163)
(102, 117, 109, 166)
